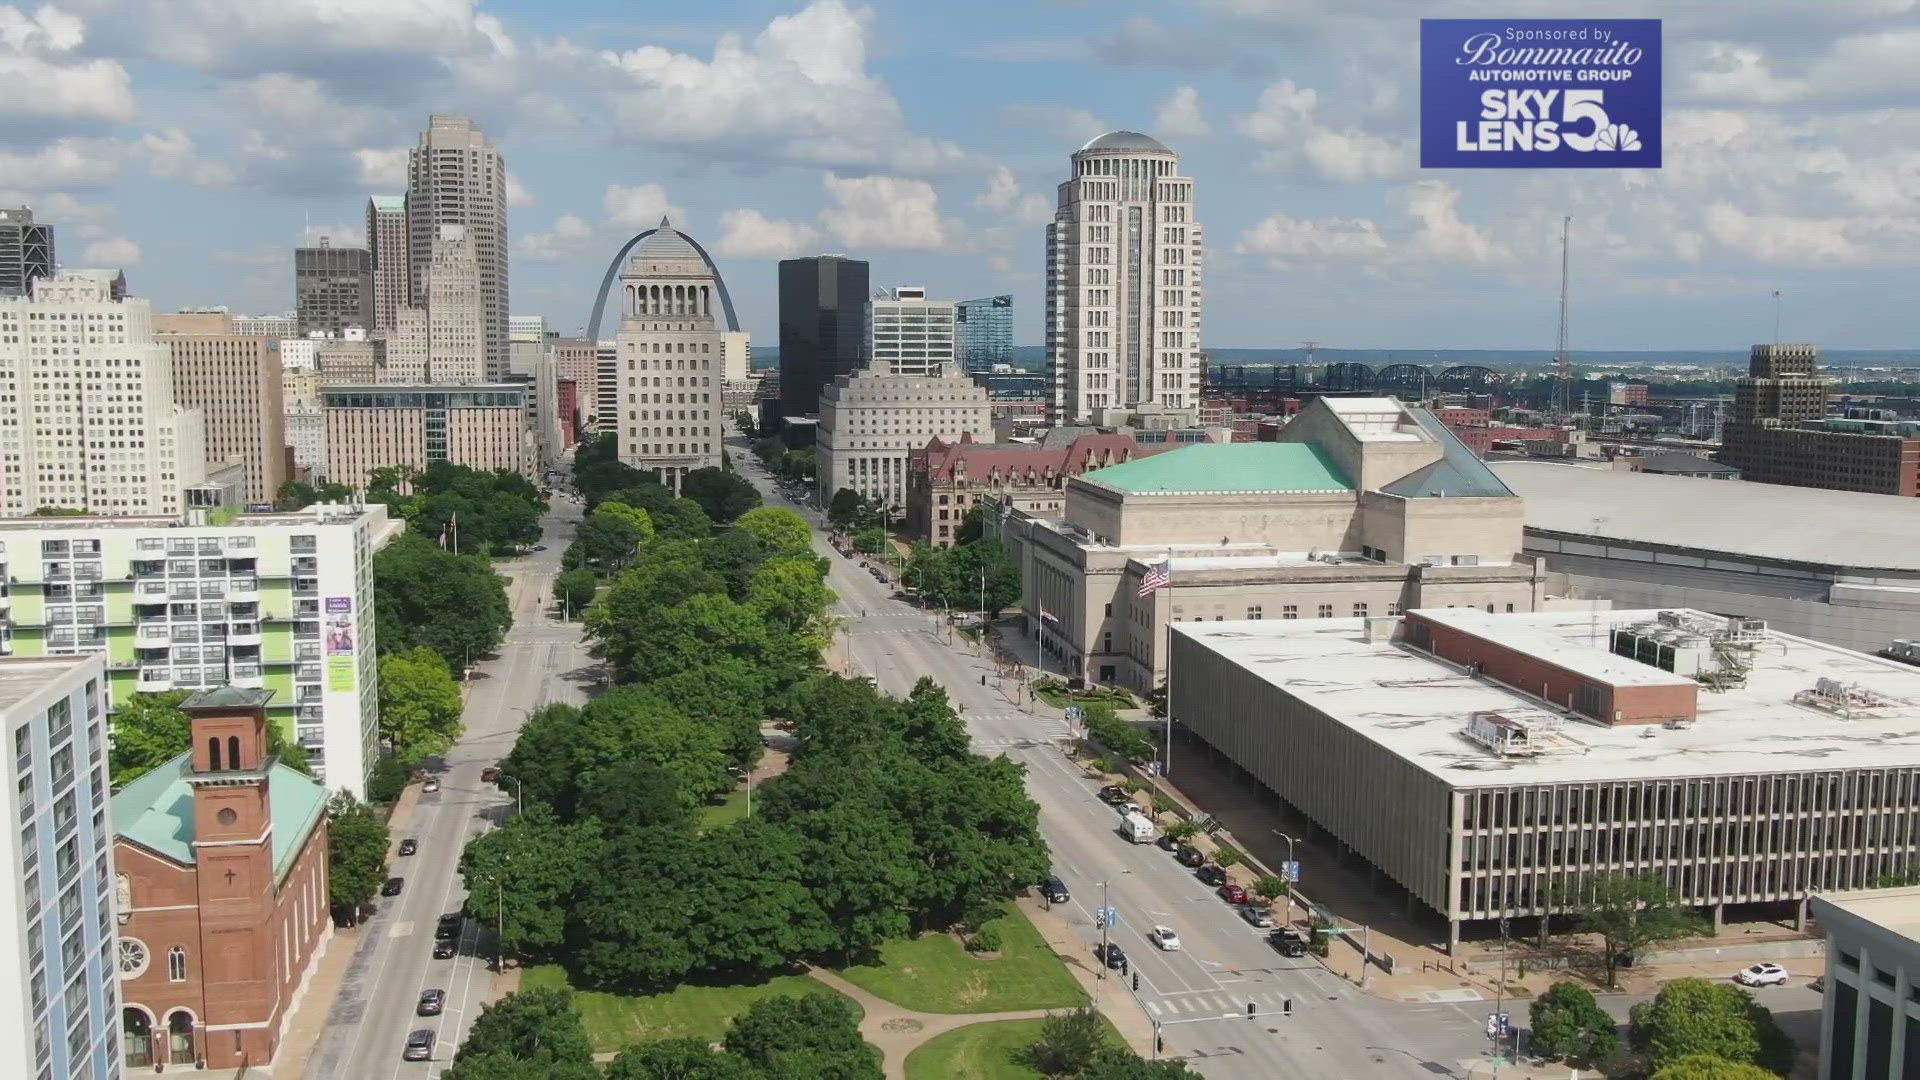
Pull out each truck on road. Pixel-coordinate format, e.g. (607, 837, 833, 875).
(1120, 810, 1157, 844)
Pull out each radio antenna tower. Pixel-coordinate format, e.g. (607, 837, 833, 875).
(1549, 216, 1572, 419)
(1302, 340, 1319, 367)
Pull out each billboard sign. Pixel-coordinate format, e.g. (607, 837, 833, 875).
(1421, 19, 1661, 169)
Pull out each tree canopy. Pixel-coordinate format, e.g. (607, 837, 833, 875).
(374, 532, 512, 671)
(681, 466, 761, 525)
(365, 463, 545, 556)
(1529, 980, 1621, 1064)
(1629, 978, 1794, 1076)
(1556, 874, 1705, 988)
(327, 792, 390, 909)
(1649, 1054, 1780, 1080)
(446, 986, 599, 1080)
(377, 646, 464, 764)
(108, 689, 309, 787)
(274, 479, 353, 511)
(734, 507, 814, 556)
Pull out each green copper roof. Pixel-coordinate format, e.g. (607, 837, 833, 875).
(112, 754, 330, 884)
(370, 195, 406, 212)
(181, 686, 275, 711)
(1077, 443, 1353, 495)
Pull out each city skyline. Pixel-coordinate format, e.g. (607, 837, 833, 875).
(3, 0, 1918, 355)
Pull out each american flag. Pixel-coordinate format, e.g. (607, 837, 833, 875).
(1038, 604, 1059, 624)
(1138, 558, 1172, 597)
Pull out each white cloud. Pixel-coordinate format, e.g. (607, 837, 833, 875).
(1235, 180, 1504, 267)
(138, 128, 236, 186)
(1235, 213, 1387, 260)
(0, 136, 121, 187)
(125, 0, 514, 69)
(0, 5, 135, 125)
(505, 171, 534, 208)
(354, 146, 408, 187)
(1240, 78, 1410, 182)
(999, 103, 1109, 144)
(81, 236, 140, 266)
(974, 166, 1054, 225)
(1682, 42, 1811, 105)
(603, 183, 684, 230)
(1391, 181, 1506, 264)
(1700, 203, 1903, 264)
(715, 208, 819, 259)
(516, 214, 593, 261)
(301, 222, 365, 247)
(590, 0, 965, 172)
(819, 173, 948, 249)
(1154, 86, 1211, 138)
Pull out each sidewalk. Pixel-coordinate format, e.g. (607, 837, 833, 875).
(1016, 896, 1159, 1058)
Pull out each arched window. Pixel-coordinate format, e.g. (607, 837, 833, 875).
(167, 1010, 195, 1065)
(227, 736, 240, 768)
(207, 737, 221, 771)
(167, 946, 187, 982)
(122, 1008, 152, 1067)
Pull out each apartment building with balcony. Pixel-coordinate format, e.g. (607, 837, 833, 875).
(0, 504, 404, 797)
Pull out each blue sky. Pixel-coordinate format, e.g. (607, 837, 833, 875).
(5, 0, 1919, 350)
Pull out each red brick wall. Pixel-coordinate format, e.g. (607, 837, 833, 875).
(1410, 611, 1697, 725)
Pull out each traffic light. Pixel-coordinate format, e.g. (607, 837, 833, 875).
(1131, 972, 1140, 992)
(1282, 998, 1292, 1017)
(1247, 1002, 1256, 1019)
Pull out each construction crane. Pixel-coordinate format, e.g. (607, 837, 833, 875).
(1549, 216, 1572, 419)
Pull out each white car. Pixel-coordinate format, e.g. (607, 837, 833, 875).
(1149, 925, 1181, 951)
(1734, 962, 1789, 987)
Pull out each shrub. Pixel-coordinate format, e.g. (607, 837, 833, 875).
(1213, 844, 1242, 869)
(1152, 794, 1177, 815)
(968, 923, 1003, 953)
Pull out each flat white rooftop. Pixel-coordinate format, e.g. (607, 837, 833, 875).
(1817, 887, 1920, 945)
(1175, 608, 1920, 787)
(0, 655, 97, 712)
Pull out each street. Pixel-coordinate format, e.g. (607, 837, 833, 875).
(307, 494, 593, 1080)
(732, 446, 1505, 1079)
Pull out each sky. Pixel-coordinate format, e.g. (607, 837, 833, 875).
(5, 0, 1918, 351)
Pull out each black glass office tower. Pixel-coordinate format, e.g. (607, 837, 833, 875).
(0, 207, 54, 296)
(778, 255, 869, 415)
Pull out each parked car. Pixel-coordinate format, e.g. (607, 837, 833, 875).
(422, 777, 440, 793)
(1218, 883, 1248, 905)
(403, 1030, 434, 1061)
(480, 766, 499, 783)
(1096, 942, 1128, 969)
(1155, 833, 1180, 852)
(1734, 962, 1789, 987)
(1196, 865, 1228, 887)
(397, 838, 418, 857)
(1097, 785, 1131, 806)
(1239, 905, 1275, 928)
(380, 877, 405, 897)
(1175, 844, 1206, 868)
(435, 915, 461, 940)
(1269, 929, 1310, 957)
(1040, 877, 1070, 904)
(416, 989, 445, 1016)
(1149, 925, 1181, 951)
(432, 939, 457, 960)
(533, 544, 547, 551)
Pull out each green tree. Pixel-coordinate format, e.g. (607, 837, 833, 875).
(580, 688, 734, 809)
(1252, 875, 1290, 905)
(459, 803, 603, 957)
(605, 1039, 763, 1080)
(575, 760, 691, 835)
(786, 806, 916, 963)
(377, 646, 464, 763)
(723, 993, 878, 1076)
(747, 557, 836, 639)
(1629, 978, 1793, 1076)
(1081, 1050, 1203, 1079)
(683, 467, 761, 524)
(1027, 1007, 1107, 1077)
(828, 488, 864, 529)
(735, 506, 813, 555)
(576, 510, 647, 572)
(594, 590, 807, 688)
(374, 532, 512, 670)
(1529, 980, 1621, 1063)
(450, 986, 597, 1073)
(274, 479, 353, 511)
(1557, 874, 1706, 988)
(365, 753, 409, 804)
(28, 506, 88, 516)
(553, 567, 598, 614)
(327, 792, 391, 909)
(1649, 1054, 1780, 1080)
(1082, 701, 1155, 764)
(108, 691, 195, 786)
(853, 527, 886, 555)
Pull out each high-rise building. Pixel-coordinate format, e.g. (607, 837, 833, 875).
(0, 271, 209, 516)
(1718, 343, 1920, 496)
(816, 362, 993, 510)
(153, 313, 289, 506)
(595, 345, 618, 436)
(0, 207, 55, 297)
(112, 688, 331, 1072)
(955, 294, 1013, 374)
(230, 313, 297, 338)
(612, 220, 728, 490)
(365, 195, 409, 333)
(0, 655, 121, 1080)
(1046, 131, 1202, 421)
(313, 328, 379, 384)
(406, 114, 507, 381)
(293, 240, 373, 335)
(0, 502, 403, 794)
(322, 384, 530, 488)
(719, 331, 757, 417)
(778, 255, 868, 414)
(384, 307, 430, 382)
(867, 286, 955, 376)
(425, 225, 484, 383)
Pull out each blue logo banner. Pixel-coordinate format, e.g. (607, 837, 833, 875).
(1420, 19, 1661, 169)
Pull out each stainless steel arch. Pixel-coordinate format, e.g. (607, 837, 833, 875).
(585, 227, 741, 345)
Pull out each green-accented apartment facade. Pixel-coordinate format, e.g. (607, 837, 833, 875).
(0, 503, 405, 796)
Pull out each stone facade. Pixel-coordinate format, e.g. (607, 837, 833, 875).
(816, 362, 993, 512)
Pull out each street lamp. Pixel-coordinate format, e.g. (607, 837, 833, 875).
(1272, 831, 1300, 926)
(501, 775, 524, 816)
(1096, 871, 1132, 985)
(729, 765, 755, 818)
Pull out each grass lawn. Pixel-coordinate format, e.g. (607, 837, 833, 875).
(1033, 687, 1138, 710)
(518, 966, 859, 1053)
(835, 905, 1088, 1014)
(902, 1014, 1129, 1080)
(697, 786, 752, 830)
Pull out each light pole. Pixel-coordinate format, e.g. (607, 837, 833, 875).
(1096, 871, 1131, 985)
(501, 775, 524, 816)
(1272, 830, 1299, 926)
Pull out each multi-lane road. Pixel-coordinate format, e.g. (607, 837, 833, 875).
(309, 494, 592, 1080)
(729, 447, 1498, 1079)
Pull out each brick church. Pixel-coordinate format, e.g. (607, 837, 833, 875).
(110, 687, 332, 1070)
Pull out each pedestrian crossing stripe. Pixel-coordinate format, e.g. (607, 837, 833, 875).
(1144, 990, 1297, 1016)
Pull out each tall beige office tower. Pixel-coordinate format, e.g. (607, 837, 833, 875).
(154, 310, 289, 505)
(366, 195, 410, 332)
(426, 224, 484, 383)
(612, 219, 728, 492)
(407, 114, 507, 380)
(1046, 130, 1202, 421)
(0, 270, 207, 515)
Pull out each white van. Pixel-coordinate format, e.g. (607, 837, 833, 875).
(1121, 810, 1157, 844)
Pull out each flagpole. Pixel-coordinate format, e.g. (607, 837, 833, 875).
(1162, 551, 1174, 778)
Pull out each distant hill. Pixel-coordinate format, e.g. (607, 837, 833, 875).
(754, 346, 1918, 372)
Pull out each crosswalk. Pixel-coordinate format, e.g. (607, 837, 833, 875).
(1142, 988, 1302, 1017)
